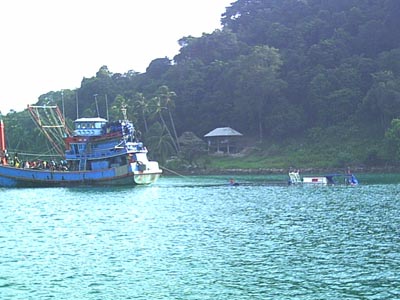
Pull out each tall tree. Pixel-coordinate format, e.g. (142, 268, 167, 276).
(150, 95, 178, 154)
(133, 93, 150, 133)
(232, 45, 286, 140)
(156, 85, 180, 152)
(360, 71, 400, 134)
(145, 122, 175, 164)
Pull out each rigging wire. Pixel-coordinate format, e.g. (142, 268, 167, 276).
(27, 105, 71, 157)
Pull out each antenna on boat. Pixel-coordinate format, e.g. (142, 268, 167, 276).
(94, 94, 99, 117)
(76, 91, 79, 119)
(105, 94, 109, 121)
(121, 104, 127, 121)
(61, 90, 65, 121)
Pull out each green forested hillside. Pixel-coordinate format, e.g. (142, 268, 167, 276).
(3, 0, 400, 169)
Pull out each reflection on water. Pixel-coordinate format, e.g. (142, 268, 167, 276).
(0, 174, 399, 299)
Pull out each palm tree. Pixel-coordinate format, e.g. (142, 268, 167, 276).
(150, 95, 179, 154)
(133, 92, 149, 133)
(145, 122, 175, 164)
(156, 85, 180, 152)
(110, 95, 127, 120)
(110, 95, 138, 122)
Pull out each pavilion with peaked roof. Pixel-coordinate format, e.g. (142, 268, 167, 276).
(204, 127, 243, 154)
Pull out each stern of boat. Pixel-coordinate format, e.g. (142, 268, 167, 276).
(130, 161, 162, 185)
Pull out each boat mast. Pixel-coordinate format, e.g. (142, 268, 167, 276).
(94, 94, 99, 117)
(105, 94, 109, 121)
(0, 119, 7, 165)
(121, 104, 128, 121)
(76, 91, 79, 119)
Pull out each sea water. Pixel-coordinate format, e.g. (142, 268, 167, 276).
(0, 174, 399, 299)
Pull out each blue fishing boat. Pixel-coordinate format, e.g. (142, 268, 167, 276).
(0, 105, 162, 187)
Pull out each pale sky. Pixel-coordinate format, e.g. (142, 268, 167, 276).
(0, 0, 233, 114)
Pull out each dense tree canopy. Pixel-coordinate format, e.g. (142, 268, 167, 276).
(3, 0, 400, 165)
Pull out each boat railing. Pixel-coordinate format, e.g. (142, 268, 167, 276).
(288, 171, 302, 184)
(66, 146, 124, 159)
(65, 142, 146, 160)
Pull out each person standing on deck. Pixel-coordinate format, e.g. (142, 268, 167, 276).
(13, 153, 20, 167)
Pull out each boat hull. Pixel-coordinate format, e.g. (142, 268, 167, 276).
(0, 164, 161, 187)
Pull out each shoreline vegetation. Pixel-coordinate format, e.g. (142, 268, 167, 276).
(162, 157, 400, 176)
(161, 139, 400, 176)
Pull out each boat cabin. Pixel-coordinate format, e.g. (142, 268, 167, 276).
(65, 117, 141, 172)
(73, 117, 108, 137)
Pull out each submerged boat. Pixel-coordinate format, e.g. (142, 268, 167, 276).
(288, 170, 358, 186)
(0, 105, 162, 187)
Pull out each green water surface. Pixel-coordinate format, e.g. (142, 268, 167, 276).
(0, 174, 399, 299)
